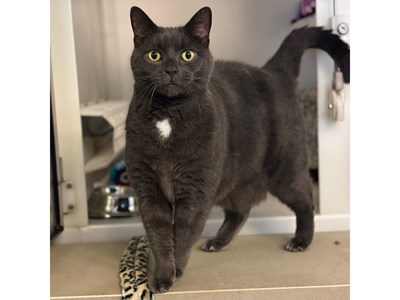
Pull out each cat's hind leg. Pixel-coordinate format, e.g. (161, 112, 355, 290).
(202, 175, 267, 252)
(271, 170, 315, 252)
(201, 208, 250, 252)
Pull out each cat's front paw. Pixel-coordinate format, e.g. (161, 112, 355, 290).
(149, 277, 175, 294)
(285, 237, 311, 252)
(175, 268, 184, 279)
(201, 239, 230, 252)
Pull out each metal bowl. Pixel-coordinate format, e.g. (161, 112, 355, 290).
(88, 185, 138, 218)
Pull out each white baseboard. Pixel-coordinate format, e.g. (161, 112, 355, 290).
(53, 214, 350, 244)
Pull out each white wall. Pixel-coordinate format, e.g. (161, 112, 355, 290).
(71, 0, 317, 103)
(71, 0, 106, 104)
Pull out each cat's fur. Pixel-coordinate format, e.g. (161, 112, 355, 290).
(125, 6, 350, 293)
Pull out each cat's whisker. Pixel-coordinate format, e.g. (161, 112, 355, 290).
(193, 76, 224, 91)
(135, 82, 155, 110)
(190, 81, 210, 101)
(134, 79, 154, 88)
(147, 85, 157, 111)
(142, 83, 156, 112)
(186, 85, 201, 115)
(136, 83, 153, 101)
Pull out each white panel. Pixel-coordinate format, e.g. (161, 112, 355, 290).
(51, 0, 88, 227)
(316, 0, 350, 214)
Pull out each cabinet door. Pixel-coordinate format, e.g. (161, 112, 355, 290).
(51, 101, 64, 240)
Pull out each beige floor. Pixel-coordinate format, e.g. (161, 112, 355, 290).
(50, 231, 349, 300)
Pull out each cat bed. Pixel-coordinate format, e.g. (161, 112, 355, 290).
(119, 235, 153, 300)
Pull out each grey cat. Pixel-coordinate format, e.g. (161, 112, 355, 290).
(125, 6, 350, 294)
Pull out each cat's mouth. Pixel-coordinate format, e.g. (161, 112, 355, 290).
(159, 82, 185, 98)
(153, 89, 187, 106)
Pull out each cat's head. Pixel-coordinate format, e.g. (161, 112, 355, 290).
(130, 7, 214, 100)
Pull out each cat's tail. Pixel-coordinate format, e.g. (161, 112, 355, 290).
(263, 26, 350, 83)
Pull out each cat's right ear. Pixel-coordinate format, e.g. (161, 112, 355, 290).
(184, 7, 212, 46)
(130, 6, 158, 45)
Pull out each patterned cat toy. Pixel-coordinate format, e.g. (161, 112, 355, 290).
(119, 236, 153, 300)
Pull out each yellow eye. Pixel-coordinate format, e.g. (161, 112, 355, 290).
(148, 50, 161, 62)
(181, 50, 195, 62)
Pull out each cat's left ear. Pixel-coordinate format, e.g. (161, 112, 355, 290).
(184, 7, 212, 46)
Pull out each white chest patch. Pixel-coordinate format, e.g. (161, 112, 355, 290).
(156, 119, 172, 139)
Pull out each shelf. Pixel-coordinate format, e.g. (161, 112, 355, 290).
(84, 144, 124, 173)
(80, 99, 130, 173)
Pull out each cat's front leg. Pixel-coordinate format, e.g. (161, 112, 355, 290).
(135, 183, 176, 293)
(173, 194, 212, 279)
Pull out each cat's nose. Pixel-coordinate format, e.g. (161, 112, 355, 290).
(164, 67, 178, 81)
